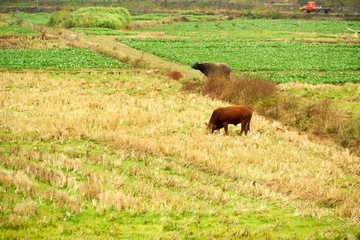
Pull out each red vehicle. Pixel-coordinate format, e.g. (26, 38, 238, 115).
(301, 2, 334, 13)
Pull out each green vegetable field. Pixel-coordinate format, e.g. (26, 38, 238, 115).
(14, 12, 50, 25)
(0, 23, 40, 36)
(117, 38, 360, 71)
(131, 13, 224, 21)
(136, 18, 360, 34)
(0, 47, 126, 69)
(242, 72, 360, 84)
(162, 30, 348, 40)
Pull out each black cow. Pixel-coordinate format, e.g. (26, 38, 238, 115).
(191, 62, 231, 80)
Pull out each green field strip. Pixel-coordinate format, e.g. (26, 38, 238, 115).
(117, 38, 360, 71)
(136, 18, 360, 34)
(0, 47, 127, 70)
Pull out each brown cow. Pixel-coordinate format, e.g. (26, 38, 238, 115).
(191, 62, 231, 80)
(206, 106, 252, 135)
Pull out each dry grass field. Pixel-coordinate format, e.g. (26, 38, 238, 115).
(1, 69, 360, 238)
(1, 11, 360, 239)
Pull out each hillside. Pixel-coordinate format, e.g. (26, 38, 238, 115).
(1, 10, 360, 239)
(1, 69, 360, 238)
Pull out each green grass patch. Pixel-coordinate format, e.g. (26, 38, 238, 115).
(71, 27, 136, 36)
(117, 38, 360, 71)
(49, 7, 131, 29)
(0, 23, 40, 36)
(240, 72, 360, 84)
(14, 12, 50, 25)
(165, 30, 347, 40)
(1, 127, 359, 239)
(283, 84, 360, 117)
(0, 47, 127, 69)
(71, 7, 131, 29)
(131, 13, 224, 21)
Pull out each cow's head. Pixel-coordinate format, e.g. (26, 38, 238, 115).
(191, 62, 202, 70)
(192, 62, 207, 75)
(204, 122, 218, 133)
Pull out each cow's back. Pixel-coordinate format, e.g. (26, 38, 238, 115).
(208, 63, 231, 77)
(218, 63, 231, 75)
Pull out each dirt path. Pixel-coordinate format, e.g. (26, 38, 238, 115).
(50, 28, 203, 78)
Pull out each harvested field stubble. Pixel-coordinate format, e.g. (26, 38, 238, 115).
(0, 71, 359, 238)
(0, 36, 73, 49)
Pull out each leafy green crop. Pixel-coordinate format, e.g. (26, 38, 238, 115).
(166, 30, 346, 40)
(117, 38, 360, 71)
(131, 13, 224, 21)
(71, 27, 136, 36)
(0, 47, 127, 69)
(136, 18, 360, 34)
(14, 12, 50, 25)
(0, 23, 40, 36)
(240, 72, 360, 84)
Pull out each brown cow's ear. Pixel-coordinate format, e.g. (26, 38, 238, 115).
(204, 122, 208, 126)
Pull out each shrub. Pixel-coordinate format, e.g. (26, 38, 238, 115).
(71, 7, 131, 30)
(255, 91, 360, 155)
(222, 76, 277, 105)
(339, 115, 360, 155)
(264, 8, 281, 19)
(168, 70, 183, 80)
(62, 19, 76, 29)
(48, 11, 72, 27)
(48, 7, 131, 30)
(202, 74, 277, 106)
(15, 19, 24, 25)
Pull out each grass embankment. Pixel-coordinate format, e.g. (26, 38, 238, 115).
(1, 71, 360, 238)
(48, 7, 131, 29)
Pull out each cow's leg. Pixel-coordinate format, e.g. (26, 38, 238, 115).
(224, 123, 229, 135)
(240, 121, 245, 135)
(244, 122, 249, 135)
(245, 120, 250, 135)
